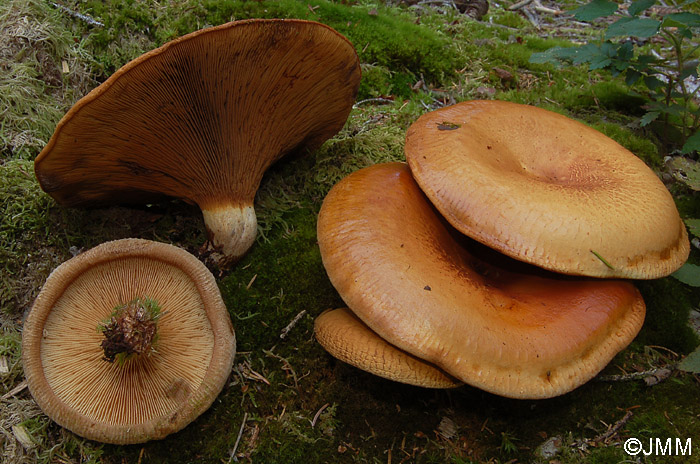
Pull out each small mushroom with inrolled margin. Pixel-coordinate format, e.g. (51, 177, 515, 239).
(405, 100, 689, 279)
(316, 162, 646, 399)
(22, 238, 236, 444)
(314, 308, 462, 389)
(34, 19, 361, 269)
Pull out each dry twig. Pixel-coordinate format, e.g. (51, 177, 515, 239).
(571, 410, 634, 451)
(597, 365, 676, 383)
(280, 310, 307, 339)
(228, 412, 248, 463)
(595, 410, 634, 444)
(310, 403, 330, 427)
(1, 381, 27, 401)
(49, 2, 104, 27)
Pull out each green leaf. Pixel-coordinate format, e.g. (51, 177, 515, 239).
(639, 111, 660, 126)
(528, 46, 579, 65)
(672, 263, 700, 287)
(579, 42, 617, 69)
(677, 27, 693, 40)
(678, 345, 700, 373)
(680, 62, 699, 79)
(662, 12, 700, 28)
(529, 43, 619, 70)
(681, 131, 700, 155)
(572, 0, 618, 21)
(685, 218, 700, 238)
(616, 40, 634, 61)
(643, 75, 666, 90)
(666, 156, 700, 190)
(625, 68, 642, 85)
(628, 0, 656, 17)
(635, 54, 660, 68)
(605, 17, 661, 38)
(661, 103, 688, 116)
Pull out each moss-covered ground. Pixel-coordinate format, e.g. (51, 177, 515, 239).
(2, 0, 700, 462)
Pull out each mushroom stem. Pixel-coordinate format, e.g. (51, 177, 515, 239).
(99, 297, 162, 364)
(201, 204, 257, 268)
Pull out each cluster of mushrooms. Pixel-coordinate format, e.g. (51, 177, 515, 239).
(314, 100, 690, 399)
(23, 19, 360, 444)
(19, 14, 690, 447)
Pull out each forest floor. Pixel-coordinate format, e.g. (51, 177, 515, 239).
(2, 1, 700, 463)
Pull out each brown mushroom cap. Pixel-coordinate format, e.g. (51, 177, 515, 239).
(317, 162, 645, 399)
(315, 308, 462, 389)
(405, 100, 689, 279)
(34, 19, 361, 268)
(22, 239, 236, 444)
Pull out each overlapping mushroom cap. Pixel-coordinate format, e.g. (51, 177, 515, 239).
(405, 100, 689, 279)
(22, 239, 236, 444)
(34, 19, 361, 268)
(315, 308, 461, 389)
(317, 162, 645, 399)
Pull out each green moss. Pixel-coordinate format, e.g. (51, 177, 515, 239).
(636, 278, 699, 355)
(0, 326, 23, 390)
(218, 208, 341, 351)
(0, 160, 54, 312)
(591, 120, 662, 167)
(0, 0, 90, 160)
(4, 1, 700, 463)
(489, 10, 530, 29)
(358, 63, 393, 99)
(76, 0, 460, 88)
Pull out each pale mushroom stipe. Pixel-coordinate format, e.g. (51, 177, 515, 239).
(22, 239, 236, 444)
(34, 19, 361, 269)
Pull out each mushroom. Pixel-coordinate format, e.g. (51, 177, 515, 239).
(315, 308, 462, 389)
(22, 238, 236, 444)
(405, 100, 689, 279)
(317, 162, 645, 399)
(34, 19, 361, 268)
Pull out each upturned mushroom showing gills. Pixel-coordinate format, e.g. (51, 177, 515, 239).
(34, 19, 361, 269)
(405, 100, 689, 279)
(317, 162, 645, 399)
(22, 239, 236, 444)
(315, 308, 462, 389)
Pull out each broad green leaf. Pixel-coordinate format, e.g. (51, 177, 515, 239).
(577, 42, 617, 69)
(635, 54, 660, 67)
(661, 103, 688, 116)
(681, 131, 700, 155)
(662, 12, 700, 28)
(672, 263, 700, 287)
(625, 68, 642, 85)
(628, 0, 655, 17)
(528, 46, 579, 65)
(572, 0, 618, 21)
(678, 27, 693, 40)
(639, 111, 660, 126)
(680, 62, 699, 79)
(678, 345, 700, 373)
(685, 218, 700, 238)
(605, 17, 661, 38)
(643, 75, 666, 90)
(666, 156, 700, 190)
(616, 40, 634, 61)
(529, 43, 618, 70)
